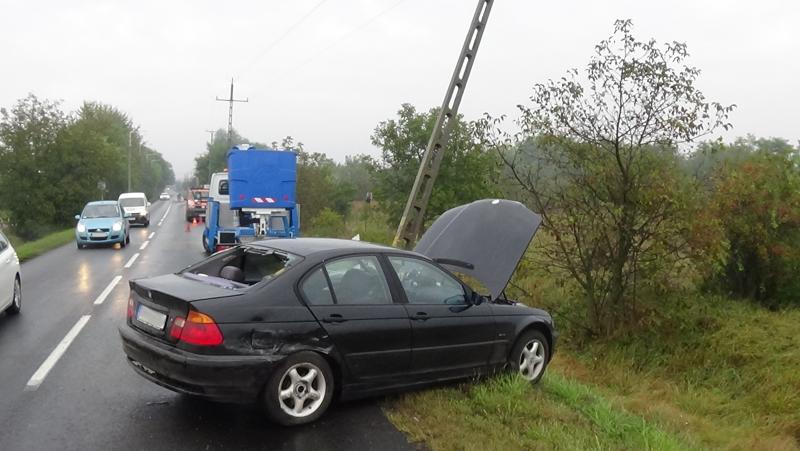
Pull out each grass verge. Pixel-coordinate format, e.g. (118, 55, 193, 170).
(13, 228, 74, 262)
(385, 372, 696, 451)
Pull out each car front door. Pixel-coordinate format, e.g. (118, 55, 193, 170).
(387, 255, 496, 378)
(301, 255, 411, 383)
(0, 233, 13, 309)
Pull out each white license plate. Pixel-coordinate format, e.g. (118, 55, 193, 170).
(90, 232, 107, 238)
(136, 304, 167, 330)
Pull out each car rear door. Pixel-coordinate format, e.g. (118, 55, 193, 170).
(386, 255, 496, 378)
(301, 254, 411, 382)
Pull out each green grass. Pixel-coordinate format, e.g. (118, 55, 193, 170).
(13, 228, 75, 261)
(385, 291, 800, 450)
(385, 372, 696, 451)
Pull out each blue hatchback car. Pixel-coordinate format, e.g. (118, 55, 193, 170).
(75, 201, 130, 249)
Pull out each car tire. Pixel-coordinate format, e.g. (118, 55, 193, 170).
(77, 242, 84, 250)
(7, 277, 21, 314)
(509, 329, 549, 384)
(263, 352, 334, 426)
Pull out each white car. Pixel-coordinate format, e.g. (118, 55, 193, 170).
(0, 231, 21, 315)
(159, 192, 170, 200)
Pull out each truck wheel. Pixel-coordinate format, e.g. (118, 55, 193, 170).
(201, 234, 209, 253)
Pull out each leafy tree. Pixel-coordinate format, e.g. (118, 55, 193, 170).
(481, 20, 734, 335)
(0, 94, 68, 237)
(308, 208, 346, 238)
(372, 103, 500, 227)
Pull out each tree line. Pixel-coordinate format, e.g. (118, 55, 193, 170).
(192, 20, 799, 338)
(0, 94, 175, 240)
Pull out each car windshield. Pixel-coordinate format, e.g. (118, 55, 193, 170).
(183, 246, 300, 288)
(119, 198, 145, 207)
(82, 205, 119, 218)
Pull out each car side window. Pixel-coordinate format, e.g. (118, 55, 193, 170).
(388, 256, 466, 305)
(300, 267, 334, 305)
(0, 232, 7, 251)
(325, 256, 393, 305)
(219, 180, 229, 195)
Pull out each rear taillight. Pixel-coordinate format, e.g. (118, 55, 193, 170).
(168, 311, 223, 346)
(127, 296, 135, 319)
(188, 199, 195, 207)
(215, 244, 232, 252)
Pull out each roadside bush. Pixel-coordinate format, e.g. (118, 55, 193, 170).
(308, 208, 346, 238)
(706, 144, 800, 307)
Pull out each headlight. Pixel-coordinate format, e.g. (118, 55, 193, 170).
(112, 222, 122, 232)
(77, 223, 86, 233)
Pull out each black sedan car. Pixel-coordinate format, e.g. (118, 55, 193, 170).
(120, 199, 556, 425)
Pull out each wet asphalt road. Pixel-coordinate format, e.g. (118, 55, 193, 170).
(0, 200, 415, 451)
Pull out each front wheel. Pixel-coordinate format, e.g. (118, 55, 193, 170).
(263, 352, 334, 426)
(7, 278, 21, 314)
(510, 330, 549, 384)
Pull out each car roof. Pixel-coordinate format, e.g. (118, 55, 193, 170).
(118, 192, 146, 198)
(248, 237, 414, 258)
(85, 200, 118, 206)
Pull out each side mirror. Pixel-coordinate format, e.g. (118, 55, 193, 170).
(147, 202, 152, 207)
(466, 291, 484, 306)
(74, 214, 80, 221)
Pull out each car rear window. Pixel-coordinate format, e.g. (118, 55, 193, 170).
(182, 246, 301, 289)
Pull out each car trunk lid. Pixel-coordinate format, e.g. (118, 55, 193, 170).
(414, 199, 542, 301)
(129, 274, 243, 342)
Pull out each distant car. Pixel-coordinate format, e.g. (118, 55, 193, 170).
(119, 192, 151, 227)
(119, 199, 556, 426)
(159, 193, 170, 201)
(0, 231, 21, 315)
(75, 201, 130, 249)
(185, 187, 209, 222)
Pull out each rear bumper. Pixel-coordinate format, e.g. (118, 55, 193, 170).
(119, 324, 279, 403)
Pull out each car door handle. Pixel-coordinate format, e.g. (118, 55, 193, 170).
(410, 312, 429, 321)
(322, 314, 346, 323)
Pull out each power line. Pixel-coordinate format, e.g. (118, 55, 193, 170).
(287, 0, 409, 74)
(240, 0, 330, 76)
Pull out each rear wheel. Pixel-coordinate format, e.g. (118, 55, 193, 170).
(509, 330, 549, 384)
(263, 352, 334, 426)
(7, 277, 21, 314)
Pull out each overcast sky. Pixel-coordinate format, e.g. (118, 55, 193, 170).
(2, 0, 798, 178)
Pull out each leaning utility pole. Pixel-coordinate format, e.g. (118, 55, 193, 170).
(216, 79, 248, 147)
(392, 0, 494, 249)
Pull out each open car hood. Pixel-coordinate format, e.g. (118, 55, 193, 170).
(414, 199, 542, 301)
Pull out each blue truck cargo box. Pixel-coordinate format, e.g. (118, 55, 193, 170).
(227, 148, 297, 209)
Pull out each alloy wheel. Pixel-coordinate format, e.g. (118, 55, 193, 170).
(277, 363, 326, 418)
(518, 339, 545, 381)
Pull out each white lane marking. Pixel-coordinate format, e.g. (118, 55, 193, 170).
(93, 275, 123, 306)
(139, 240, 149, 250)
(158, 204, 172, 226)
(25, 315, 92, 391)
(148, 232, 155, 239)
(124, 253, 140, 268)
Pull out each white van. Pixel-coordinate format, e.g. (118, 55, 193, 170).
(118, 192, 151, 227)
